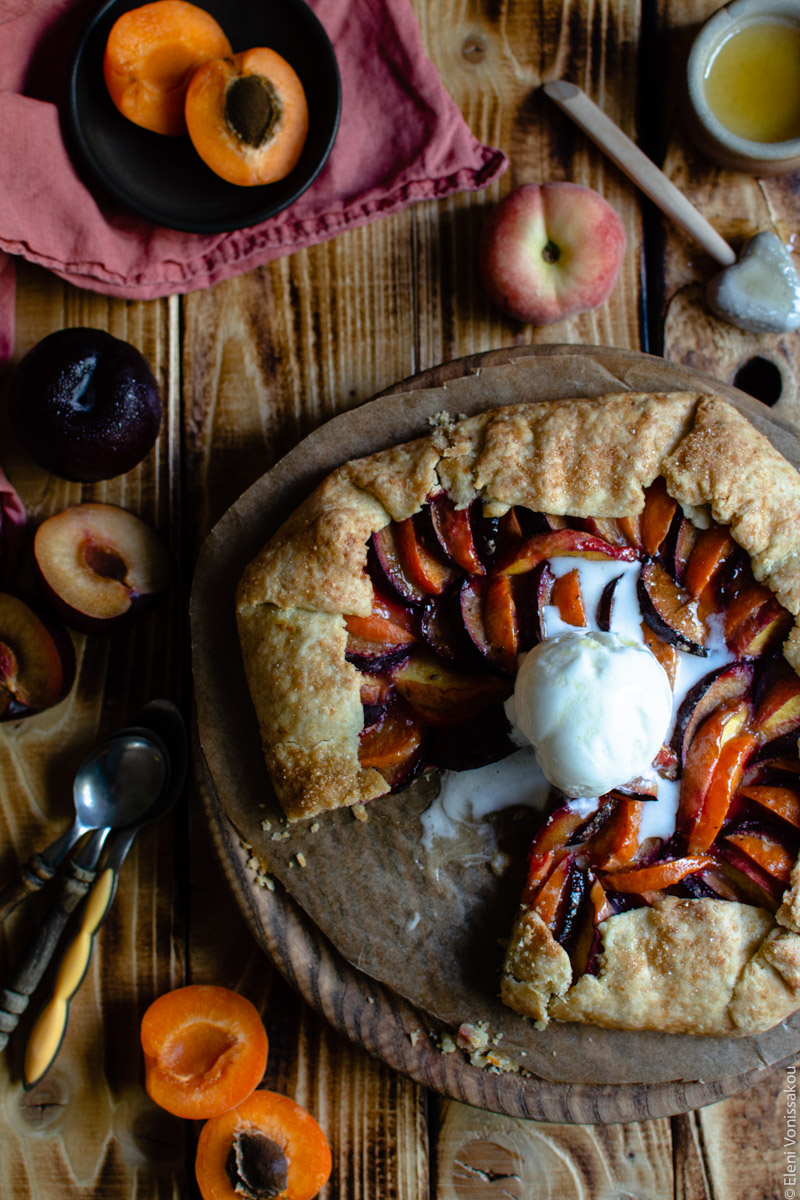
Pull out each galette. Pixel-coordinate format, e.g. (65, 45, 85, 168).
(236, 386, 800, 1037)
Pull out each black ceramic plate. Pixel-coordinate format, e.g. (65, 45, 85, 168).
(67, 0, 341, 233)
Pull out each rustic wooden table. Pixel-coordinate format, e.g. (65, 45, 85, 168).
(1, 0, 798, 1195)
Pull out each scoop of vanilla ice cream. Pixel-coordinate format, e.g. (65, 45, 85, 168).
(511, 630, 672, 799)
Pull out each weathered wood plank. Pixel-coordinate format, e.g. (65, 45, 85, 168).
(411, 0, 644, 370)
(434, 1100, 674, 1199)
(658, 0, 800, 422)
(0, 262, 183, 1198)
(697, 1063, 796, 1200)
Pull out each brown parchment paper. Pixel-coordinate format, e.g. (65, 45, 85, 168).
(191, 346, 800, 1087)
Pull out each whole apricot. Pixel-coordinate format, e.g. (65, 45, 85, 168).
(185, 47, 309, 186)
(104, 0, 232, 136)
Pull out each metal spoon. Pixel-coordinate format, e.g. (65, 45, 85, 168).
(23, 701, 187, 1088)
(0, 730, 168, 924)
(0, 728, 169, 1049)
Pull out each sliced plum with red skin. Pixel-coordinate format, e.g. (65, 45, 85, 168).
(752, 656, 800, 742)
(670, 661, 754, 765)
(596, 574, 622, 632)
(555, 865, 590, 953)
(641, 623, 678, 689)
(484, 574, 520, 672)
(419, 594, 472, 664)
(369, 528, 427, 604)
(496, 528, 638, 576)
(704, 855, 780, 910)
(427, 704, 516, 772)
(360, 675, 395, 727)
(724, 579, 792, 659)
(684, 523, 736, 600)
(640, 477, 678, 558)
(471, 507, 500, 567)
(394, 515, 459, 596)
(428, 495, 485, 574)
(737, 784, 800, 830)
(459, 576, 493, 661)
(345, 635, 413, 672)
(569, 874, 614, 977)
(668, 517, 701, 585)
(577, 516, 638, 548)
(722, 821, 797, 887)
(549, 568, 586, 627)
(394, 649, 512, 727)
(638, 559, 708, 656)
(527, 561, 555, 645)
(358, 697, 426, 792)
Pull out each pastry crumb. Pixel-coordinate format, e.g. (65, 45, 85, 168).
(490, 850, 512, 877)
(410, 1029, 421, 1047)
(457, 1021, 490, 1052)
(260, 818, 272, 832)
(295, 852, 307, 868)
(352, 804, 368, 822)
(246, 855, 259, 870)
(439, 1033, 457, 1054)
(310, 822, 320, 833)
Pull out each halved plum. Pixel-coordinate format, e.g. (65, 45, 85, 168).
(0, 593, 75, 720)
(33, 502, 171, 633)
(359, 674, 395, 726)
(638, 560, 707, 656)
(345, 634, 413, 672)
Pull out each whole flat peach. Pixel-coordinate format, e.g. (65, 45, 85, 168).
(479, 181, 626, 325)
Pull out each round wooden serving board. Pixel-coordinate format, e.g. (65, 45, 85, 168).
(192, 344, 800, 1124)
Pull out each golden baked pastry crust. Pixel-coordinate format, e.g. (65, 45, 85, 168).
(235, 378, 800, 1036)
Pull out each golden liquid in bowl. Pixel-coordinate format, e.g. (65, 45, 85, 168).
(704, 20, 800, 142)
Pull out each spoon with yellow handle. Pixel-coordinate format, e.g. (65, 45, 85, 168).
(23, 700, 187, 1089)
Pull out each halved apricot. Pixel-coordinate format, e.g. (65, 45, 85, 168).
(103, 1, 232, 136)
(195, 1089, 332, 1200)
(140, 985, 268, 1119)
(185, 47, 309, 186)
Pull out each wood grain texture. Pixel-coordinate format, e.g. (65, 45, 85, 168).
(434, 1102, 674, 1199)
(0, 264, 185, 1198)
(657, 0, 800, 422)
(411, 0, 644, 369)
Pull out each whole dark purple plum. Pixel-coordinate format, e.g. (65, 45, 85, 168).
(9, 328, 162, 483)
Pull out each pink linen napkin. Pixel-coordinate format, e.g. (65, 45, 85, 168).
(0, 0, 507, 363)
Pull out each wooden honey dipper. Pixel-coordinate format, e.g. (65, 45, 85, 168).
(544, 80, 800, 335)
